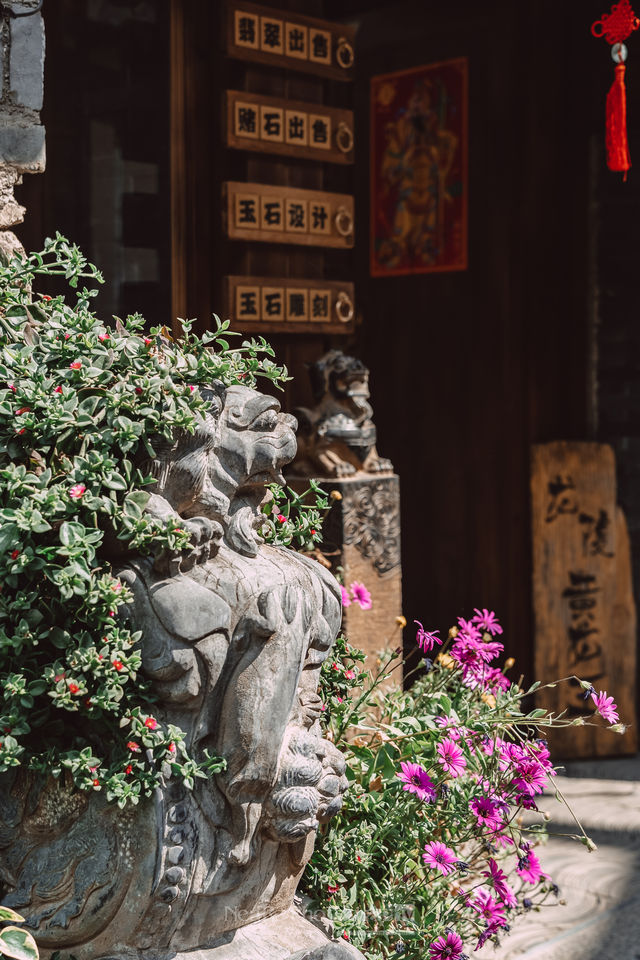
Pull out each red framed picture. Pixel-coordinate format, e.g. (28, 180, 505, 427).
(370, 57, 468, 277)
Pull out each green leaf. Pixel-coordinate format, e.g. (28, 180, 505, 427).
(0, 523, 19, 554)
(0, 926, 39, 960)
(0, 909, 24, 924)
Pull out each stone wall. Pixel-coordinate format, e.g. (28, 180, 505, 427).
(0, 0, 44, 260)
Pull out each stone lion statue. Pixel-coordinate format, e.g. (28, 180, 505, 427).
(0, 383, 361, 960)
(293, 351, 392, 478)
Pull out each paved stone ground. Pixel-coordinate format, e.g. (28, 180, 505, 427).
(478, 764, 640, 960)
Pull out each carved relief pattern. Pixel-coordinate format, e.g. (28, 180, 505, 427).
(342, 478, 401, 575)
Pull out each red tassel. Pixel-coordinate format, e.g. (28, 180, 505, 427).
(606, 62, 631, 177)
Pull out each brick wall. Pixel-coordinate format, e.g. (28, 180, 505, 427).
(0, 0, 44, 259)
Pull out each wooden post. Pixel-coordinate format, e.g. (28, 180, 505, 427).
(531, 442, 637, 757)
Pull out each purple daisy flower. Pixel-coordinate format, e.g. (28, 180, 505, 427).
(350, 581, 372, 610)
(437, 738, 467, 778)
(511, 759, 548, 797)
(397, 761, 437, 802)
(591, 689, 619, 724)
(471, 607, 504, 636)
(472, 888, 507, 926)
(422, 841, 458, 876)
(428, 931, 464, 960)
(414, 620, 442, 653)
(470, 796, 503, 831)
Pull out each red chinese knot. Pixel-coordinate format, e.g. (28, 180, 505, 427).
(592, 1, 638, 177)
(592, 0, 639, 43)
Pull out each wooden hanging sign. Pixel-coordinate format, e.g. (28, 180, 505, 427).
(531, 442, 637, 757)
(223, 181, 354, 249)
(225, 1, 355, 81)
(224, 276, 355, 334)
(224, 91, 354, 164)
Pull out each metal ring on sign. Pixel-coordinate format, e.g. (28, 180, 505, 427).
(334, 206, 353, 239)
(335, 292, 354, 324)
(336, 121, 354, 154)
(336, 37, 355, 69)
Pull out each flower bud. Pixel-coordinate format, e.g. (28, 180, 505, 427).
(395, 615, 407, 628)
(578, 679, 594, 691)
(609, 723, 627, 734)
(330, 490, 342, 501)
(504, 657, 515, 670)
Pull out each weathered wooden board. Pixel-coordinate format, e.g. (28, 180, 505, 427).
(531, 442, 637, 757)
(223, 276, 355, 334)
(223, 182, 354, 249)
(224, 91, 354, 164)
(225, 1, 356, 81)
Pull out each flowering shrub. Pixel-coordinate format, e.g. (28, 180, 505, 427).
(0, 235, 290, 806)
(303, 610, 621, 959)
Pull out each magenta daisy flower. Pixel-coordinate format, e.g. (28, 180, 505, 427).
(340, 586, 351, 608)
(591, 689, 619, 724)
(414, 620, 442, 653)
(476, 921, 502, 950)
(397, 761, 437, 802)
(472, 888, 507, 926)
(511, 759, 548, 797)
(437, 738, 467, 778)
(483, 858, 510, 900)
(471, 607, 504, 636)
(457, 617, 482, 641)
(516, 849, 548, 884)
(427, 931, 464, 960)
(470, 796, 503, 830)
(422, 841, 458, 876)
(350, 581, 372, 610)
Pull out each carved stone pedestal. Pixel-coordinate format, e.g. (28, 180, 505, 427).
(318, 473, 403, 674)
(178, 906, 364, 960)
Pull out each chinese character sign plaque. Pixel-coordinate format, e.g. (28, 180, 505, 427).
(531, 442, 637, 758)
(370, 58, 468, 277)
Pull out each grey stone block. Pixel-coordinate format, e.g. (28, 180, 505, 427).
(9, 11, 45, 110)
(0, 122, 45, 170)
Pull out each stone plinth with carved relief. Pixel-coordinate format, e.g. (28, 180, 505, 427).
(0, 383, 363, 960)
(290, 351, 403, 675)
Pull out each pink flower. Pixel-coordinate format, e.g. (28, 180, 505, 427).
(340, 586, 351, 607)
(188, 385, 195, 393)
(7, 383, 15, 392)
(470, 796, 503, 830)
(414, 620, 442, 653)
(98, 333, 109, 342)
(397, 761, 437, 802)
(471, 607, 504, 636)
(472, 888, 507, 926)
(143, 337, 152, 346)
(127, 741, 140, 752)
(483, 858, 517, 906)
(144, 717, 158, 730)
(344, 669, 355, 680)
(422, 841, 458, 876)
(456, 617, 482, 641)
(591, 689, 619, 724)
(69, 360, 82, 370)
(428, 931, 464, 960)
(350, 582, 372, 610)
(277, 514, 287, 523)
(516, 849, 548, 884)
(69, 483, 86, 499)
(511, 759, 548, 797)
(437, 738, 467, 778)
(54, 385, 63, 394)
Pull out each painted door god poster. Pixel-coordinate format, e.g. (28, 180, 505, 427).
(370, 58, 468, 276)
